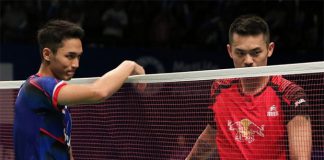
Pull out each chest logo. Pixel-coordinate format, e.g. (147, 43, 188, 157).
(267, 105, 279, 117)
(62, 105, 72, 147)
(228, 119, 264, 143)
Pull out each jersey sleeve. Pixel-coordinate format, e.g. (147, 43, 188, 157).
(281, 81, 309, 121)
(208, 79, 231, 129)
(208, 80, 219, 129)
(29, 76, 67, 111)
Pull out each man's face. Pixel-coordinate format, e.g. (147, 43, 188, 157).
(49, 38, 83, 80)
(227, 33, 274, 68)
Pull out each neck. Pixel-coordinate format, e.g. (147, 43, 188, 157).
(37, 63, 52, 77)
(240, 76, 269, 95)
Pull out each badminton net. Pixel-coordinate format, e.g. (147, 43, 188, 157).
(0, 61, 323, 159)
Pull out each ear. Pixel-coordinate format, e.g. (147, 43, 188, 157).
(267, 42, 275, 57)
(227, 44, 233, 58)
(43, 48, 52, 62)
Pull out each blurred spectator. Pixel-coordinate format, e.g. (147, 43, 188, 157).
(170, 1, 193, 48)
(101, 1, 128, 47)
(0, 0, 322, 58)
(264, 6, 287, 51)
(1, 2, 29, 43)
(124, 0, 150, 47)
(60, 6, 85, 27)
(45, 0, 61, 20)
(149, 10, 177, 48)
(196, 16, 226, 52)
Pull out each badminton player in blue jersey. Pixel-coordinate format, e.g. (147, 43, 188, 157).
(13, 20, 145, 160)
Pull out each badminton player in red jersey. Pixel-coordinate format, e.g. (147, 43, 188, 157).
(14, 20, 145, 160)
(186, 15, 312, 160)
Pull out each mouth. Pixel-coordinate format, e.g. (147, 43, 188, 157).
(67, 71, 75, 76)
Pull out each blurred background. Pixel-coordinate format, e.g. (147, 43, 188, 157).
(0, 0, 323, 80)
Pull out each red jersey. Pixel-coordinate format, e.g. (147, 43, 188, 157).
(209, 76, 308, 159)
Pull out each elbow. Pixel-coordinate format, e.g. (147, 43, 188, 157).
(97, 92, 107, 103)
(90, 83, 117, 103)
(92, 89, 109, 103)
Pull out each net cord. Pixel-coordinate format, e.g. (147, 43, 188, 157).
(1, 61, 323, 89)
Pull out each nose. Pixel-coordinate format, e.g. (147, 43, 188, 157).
(244, 54, 254, 67)
(71, 58, 79, 68)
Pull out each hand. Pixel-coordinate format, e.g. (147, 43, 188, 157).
(131, 62, 146, 93)
(132, 62, 145, 76)
(132, 82, 147, 93)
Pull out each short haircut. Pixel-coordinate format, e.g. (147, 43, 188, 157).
(228, 15, 270, 45)
(37, 20, 84, 59)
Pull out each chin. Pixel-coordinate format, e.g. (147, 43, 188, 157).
(63, 76, 73, 81)
(66, 77, 73, 81)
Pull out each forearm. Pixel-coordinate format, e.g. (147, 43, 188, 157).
(187, 139, 217, 160)
(95, 61, 135, 94)
(187, 125, 217, 160)
(93, 60, 144, 99)
(58, 61, 144, 105)
(288, 115, 312, 160)
(69, 147, 74, 160)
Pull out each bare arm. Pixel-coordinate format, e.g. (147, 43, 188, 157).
(58, 60, 145, 105)
(287, 115, 312, 160)
(186, 124, 217, 160)
(69, 147, 74, 160)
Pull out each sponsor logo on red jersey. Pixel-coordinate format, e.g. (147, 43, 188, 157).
(228, 119, 264, 143)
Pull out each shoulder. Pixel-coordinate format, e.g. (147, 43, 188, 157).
(270, 75, 304, 93)
(25, 75, 66, 94)
(270, 76, 307, 106)
(210, 78, 238, 96)
(28, 75, 62, 87)
(211, 78, 238, 90)
(29, 75, 60, 84)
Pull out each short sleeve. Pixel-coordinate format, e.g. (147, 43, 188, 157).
(282, 83, 309, 121)
(29, 76, 67, 111)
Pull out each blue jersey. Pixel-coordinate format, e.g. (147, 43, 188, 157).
(14, 74, 72, 160)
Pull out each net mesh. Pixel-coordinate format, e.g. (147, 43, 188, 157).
(0, 62, 323, 159)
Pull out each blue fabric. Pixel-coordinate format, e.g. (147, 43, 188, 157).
(14, 75, 71, 160)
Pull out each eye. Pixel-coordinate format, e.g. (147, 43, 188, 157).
(66, 55, 74, 59)
(250, 51, 261, 57)
(66, 52, 81, 59)
(235, 51, 245, 57)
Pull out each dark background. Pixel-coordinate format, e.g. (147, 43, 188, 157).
(0, 1, 323, 159)
(0, 0, 323, 80)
